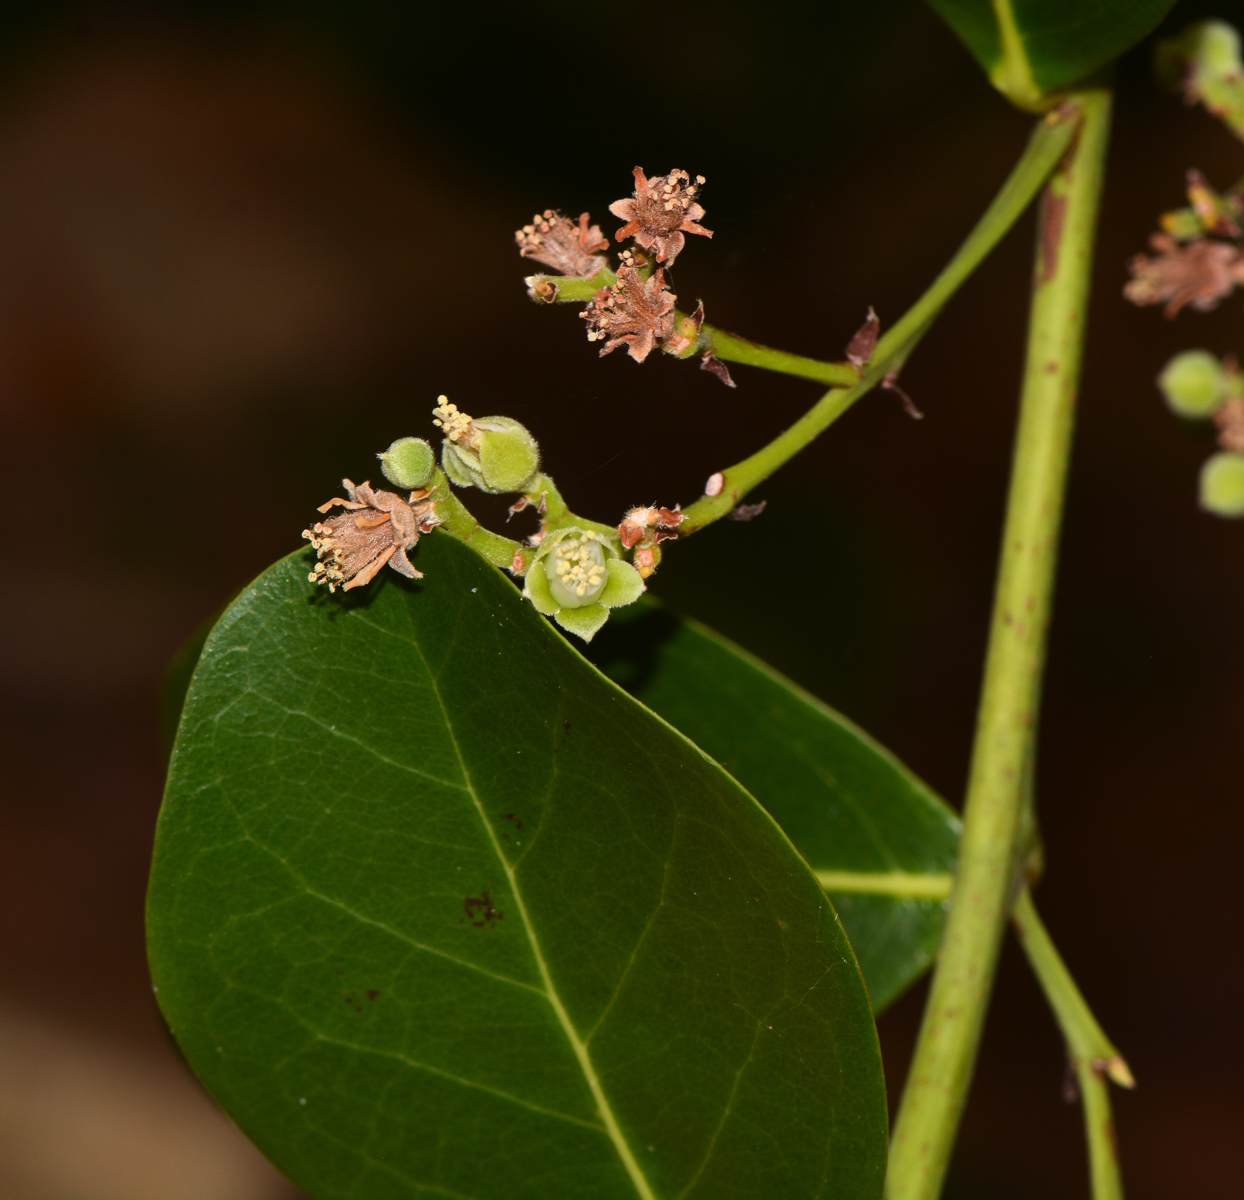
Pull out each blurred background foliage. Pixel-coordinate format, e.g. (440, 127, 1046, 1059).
(0, 1, 1240, 1196)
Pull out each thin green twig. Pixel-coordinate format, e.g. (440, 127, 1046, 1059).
(429, 469, 527, 572)
(1013, 889, 1132, 1200)
(526, 267, 860, 385)
(885, 88, 1112, 1200)
(679, 104, 1079, 534)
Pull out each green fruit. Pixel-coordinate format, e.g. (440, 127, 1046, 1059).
(377, 437, 436, 490)
(1158, 351, 1228, 418)
(1199, 452, 1244, 516)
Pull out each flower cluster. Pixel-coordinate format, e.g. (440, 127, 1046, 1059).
(1125, 172, 1244, 317)
(303, 479, 440, 591)
(516, 166, 730, 379)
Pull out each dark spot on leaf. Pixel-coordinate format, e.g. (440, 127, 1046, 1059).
(503, 812, 524, 831)
(366, 989, 380, 1001)
(341, 994, 363, 1013)
(563, 720, 572, 733)
(464, 891, 503, 928)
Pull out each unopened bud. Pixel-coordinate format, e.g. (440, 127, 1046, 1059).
(1200, 451, 1244, 516)
(1158, 350, 1229, 418)
(377, 437, 436, 490)
(441, 414, 541, 494)
(477, 418, 541, 493)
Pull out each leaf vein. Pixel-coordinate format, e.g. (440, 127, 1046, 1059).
(311, 1033, 608, 1133)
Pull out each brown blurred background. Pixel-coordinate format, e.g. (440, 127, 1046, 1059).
(0, 1, 1241, 1196)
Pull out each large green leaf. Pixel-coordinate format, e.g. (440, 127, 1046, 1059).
(148, 535, 887, 1200)
(926, 0, 1177, 108)
(586, 604, 960, 1012)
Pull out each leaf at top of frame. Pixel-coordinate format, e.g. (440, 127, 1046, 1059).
(147, 533, 887, 1200)
(925, 0, 1177, 109)
(585, 602, 961, 1013)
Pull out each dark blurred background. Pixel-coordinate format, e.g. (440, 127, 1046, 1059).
(1, 1, 1241, 1196)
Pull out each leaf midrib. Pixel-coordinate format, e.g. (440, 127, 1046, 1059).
(406, 620, 659, 1200)
(990, 0, 1043, 106)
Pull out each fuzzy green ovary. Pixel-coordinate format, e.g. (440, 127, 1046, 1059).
(547, 535, 608, 608)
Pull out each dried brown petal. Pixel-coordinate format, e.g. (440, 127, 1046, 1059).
(515, 210, 609, 277)
(846, 307, 880, 369)
(581, 266, 676, 362)
(1215, 397, 1244, 452)
(700, 353, 735, 387)
(1124, 233, 1244, 317)
(618, 504, 684, 549)
(303, 478, 439, 592)
(609, 168, 712, 266)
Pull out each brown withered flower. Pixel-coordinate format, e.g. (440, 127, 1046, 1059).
(515, 210, 609, 277)
(581, 265, 676, 362)
(303, 479, 440, 592)
(610, 168, 712, 266)
(1124, 233, 1244, 317)
(618, 505, 685, 549)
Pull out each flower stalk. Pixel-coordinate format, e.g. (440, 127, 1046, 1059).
(885, 87, 1113, 1200)
(678, 103, 1081, 534)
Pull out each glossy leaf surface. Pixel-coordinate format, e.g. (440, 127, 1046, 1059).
(148, 535, 887, 1200)
(587, 605, 961, 1012)
(926, 0, 1176, 107)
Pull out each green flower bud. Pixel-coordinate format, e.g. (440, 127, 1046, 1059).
(439, 415, 540, 494)
(1200, 452, 1244, 516)
(522, 528, 646, 642)
(377, 437, 436, 490)
(1158, 350, 1229, 418)
(477, 418, 541, 493)
(441, 439, 488, 490)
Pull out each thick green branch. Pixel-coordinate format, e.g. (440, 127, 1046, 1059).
(679, 104, 1079, 534)
(885, 88, 1112, 1200)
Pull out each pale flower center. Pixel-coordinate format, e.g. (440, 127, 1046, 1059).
(547, 534, 608, 608)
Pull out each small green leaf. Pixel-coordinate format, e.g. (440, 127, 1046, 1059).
(148, 535, 887, 1200)
(926, 0, 1177, 108)
(586, 604, 961, 1011)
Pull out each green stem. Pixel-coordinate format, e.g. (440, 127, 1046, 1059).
(1013, 890, 1132, 1200)
(1012, 891, 1132, 1084)
(524, 473, 569, 525)
(815, 870, 953, 899)
(679, 104, 1079, 534)
(430, 469, 528, 572)
(697, 324, 860, 386)
(885, 88, 1112, 1200)
(529, 267, 860, 386)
